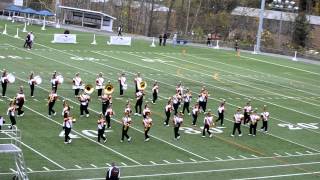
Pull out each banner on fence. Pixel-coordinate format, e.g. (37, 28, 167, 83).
(52, 34, 77, 44)
(108, 36, 131, 46)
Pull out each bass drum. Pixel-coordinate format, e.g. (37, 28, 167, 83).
(57, 75, 64, 84)
(34, 76, 42, 85)
(7, 73, 15, 83)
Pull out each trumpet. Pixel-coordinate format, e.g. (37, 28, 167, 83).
(138, 81, 147, 90)
(84, 84, 95, 94)
(104, 84, 114, 95)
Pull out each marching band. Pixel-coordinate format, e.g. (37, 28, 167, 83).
(0, 69, 272, 144)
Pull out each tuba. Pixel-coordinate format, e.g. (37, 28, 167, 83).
(104, 84, 114, 95)
(84, 84, 95, 94)
(138, 81, 147, 90)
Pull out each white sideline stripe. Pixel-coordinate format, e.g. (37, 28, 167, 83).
(227, 156, 235, 160)
(232, 171, 320, 180)
(77, 161, 320, 180)
(189, 158, 197, 162)
(22, 104, 142, 165)
(89, 50, 320, 151)
(27, 168, 33, 172)
(239, 155, 247, 159)
(3, 131, 66, 170)
(149, 161, 157, 165)
(10, 168, 16, 173)
(90, 164, 97, 168)
(296, 152, 303, 155)
(43, 167, 50, 171)
(1, 153, 320, 175)
(75, 165, 82, 169)
(7, 45, 209, 162)
(241, 55, 320, 76)
(273, 153, 281, 157)
(163, 160, 171, 164)
(285, 152, 293, 156)
(215, 157, 223, 160)
(176, 159, 184, 163)
(121, 162, 128, 166)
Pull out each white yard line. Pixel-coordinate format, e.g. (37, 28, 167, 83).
(149, 161, 157, 165)
(90, 164, 97, 168)
(43, 167, 50, 171)
(232, 171, 320, 180)
(121, 162, 128, 166)
(273, 153, 281, 157)
(75, 165, 82, 169)
(77, 161, 320, 180)
(163, 160, 171, 164)
(162, 53, 320, 98)
(227, 156, 235, 160)
(27, 168, 33, 172)
(176, 159, 184, 163)
(239, 155, 247, 159)
(215, 157, 223, 160)
(295, 152, 303, 155)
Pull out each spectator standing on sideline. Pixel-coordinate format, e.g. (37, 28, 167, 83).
(106, 162, 120, 180)
(118, 25, 123, 36)
(159, 34, 163, 46)
(163, 33, 168, 46)
(173, 33, 177, 47)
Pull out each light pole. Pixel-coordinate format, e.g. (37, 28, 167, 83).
(256, 0, 298, 53)
(268, 0, 299, 48)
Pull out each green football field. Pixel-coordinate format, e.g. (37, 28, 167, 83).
(0, 20, 320, 180)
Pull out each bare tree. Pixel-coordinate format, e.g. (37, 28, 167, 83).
(164, 0, 176, 33)
(147, 0, 156, 36)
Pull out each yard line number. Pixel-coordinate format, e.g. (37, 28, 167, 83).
(278, 123, 319, 130)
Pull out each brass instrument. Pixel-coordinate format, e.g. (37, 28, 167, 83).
(104, 84, 114, 95)
(138, 81, 147, 90)
(84, 84, 95, 94)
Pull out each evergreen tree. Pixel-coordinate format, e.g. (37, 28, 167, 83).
(292, 13, 310, 48)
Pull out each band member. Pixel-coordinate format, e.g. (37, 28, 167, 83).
(106, 162, 120, 180)
(176, 82, 183, 96)
(142, 103, 151, 118)
(124, 100, 132, 115)
(96, 72, 104, 97)
(72, 72, 83, 96)
(232, 107, 244, 137)
(152, 81, 159, 104)
(79, 91, 90, 117)
(202, 110, 214, 138)
(48, 90, 58, 117)
(134, 72, 142, 93)
(7, 100, 16, 129)
(192, 103, 200, 126)
(0, 115, 4, 130)
(134, 90, 144, 116)
(63, 115, 73, 144)
(173, 111, 183, 140)
(243, 101, 252, 124)
(105, 105, 114, 129)
(121, 112, 132, 143)
(62, 100, 70, 118)
(28, 72, 36, 97)
(260, 105, 270, 132)
(216, 100, 226, 126)
(235, 39, 240, 56)
(249, 110, 260, 136)
(143, 112, 152, 142)
(163, 98, 173, 126)
(16, 86, 25, 117)
(24, 32, 31, 48)
(172, 93, 181, 115)
(182, 89, 192, 115)
(50, 72, 58, 93)
(198, 87, 208, 113)
(1, 69, 8, 97)
(97, 113, 107, 143)
(118, 73, 127, 96)
(101, 93, 112, 115)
